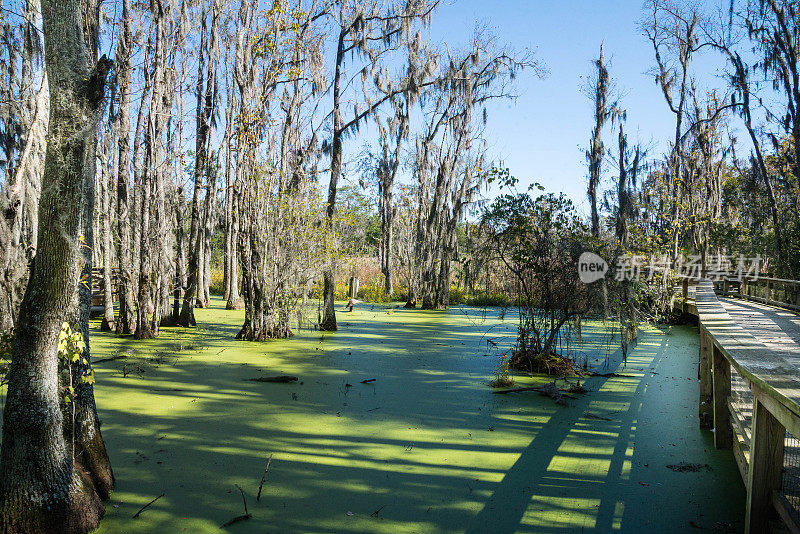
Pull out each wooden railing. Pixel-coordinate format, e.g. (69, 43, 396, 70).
(676, 275, 699, 315)
(713, 275, 800, 312)
(694, 279, 800, 533)
(675, 272, 800, 315)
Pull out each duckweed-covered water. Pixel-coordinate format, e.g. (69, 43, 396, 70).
(1, 298, 745, 532)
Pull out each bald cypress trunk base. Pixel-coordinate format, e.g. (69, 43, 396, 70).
(236, 323, 293, 341)
(0, 470, 104, 534)
(226, 298, 244, 310)
(177, 304, 197, 327)
(319, 270, 337, 331)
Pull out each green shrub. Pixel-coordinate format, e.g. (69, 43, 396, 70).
(449, 286, 466, 305)
(308, 281, 350, 301)
(394, 288, 410, 303)
(449, 287, 514, 307)
(489, 352, 514, 388)
(467, 291, 513, 307)
(0, 329, 12, 385)
(209, 269, 224, 295)
(357, 283, 395, 303)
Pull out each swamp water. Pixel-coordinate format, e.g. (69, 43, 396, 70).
(2, 298, 745, 532)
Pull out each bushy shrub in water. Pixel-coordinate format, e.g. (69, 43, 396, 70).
(209, 269, 224, 295)
(357, 283, 396, 303)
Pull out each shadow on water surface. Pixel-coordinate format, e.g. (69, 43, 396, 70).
(0, 298, 744, 533)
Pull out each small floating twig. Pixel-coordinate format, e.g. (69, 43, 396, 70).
(133, 492, 164, 518)
(256, 453, 273, 501)
(370, 504, 386, 517)
(221, 485, 252, 527)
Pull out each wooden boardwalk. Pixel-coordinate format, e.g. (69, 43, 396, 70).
(720, 297, 800, 357)
(719, 296, 800, 534)
(687, 279, 800, 534)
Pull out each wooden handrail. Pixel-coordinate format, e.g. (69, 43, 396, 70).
(711, 274, 800, 311)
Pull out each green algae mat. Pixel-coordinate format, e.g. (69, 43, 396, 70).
(1, 299, 745, 532)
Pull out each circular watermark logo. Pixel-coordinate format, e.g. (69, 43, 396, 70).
(578, 252, 608, 284)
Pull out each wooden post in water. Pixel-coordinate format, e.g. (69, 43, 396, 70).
(712, 344, 732, 449)
(745, 392, 785, 534)
(698, 325, 713, 429)
(348, 277, 359, 300)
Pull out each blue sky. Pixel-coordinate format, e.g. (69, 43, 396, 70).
(417, 0, 724, 213)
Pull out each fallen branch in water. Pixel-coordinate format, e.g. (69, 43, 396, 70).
(493, 381, 577, 405)
(93, 354, 128, 364)
(256, 453, 273, 501)
(565, 380, 588, 394)
(133, 492, 164, 518)
(221, 485, 252, 527)
(492, 386, 541, 394)
(586, 371, 636, 378)
(248, 375, 299, 383)
(371, 504, 387, 517)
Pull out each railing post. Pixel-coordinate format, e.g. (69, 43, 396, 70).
(682, 278, 689, 312)
(745, 394, 785, 534)
(698, 325, 713, 429)
(712, 344, 732, 449)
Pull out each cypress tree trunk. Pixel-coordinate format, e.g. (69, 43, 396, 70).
(70, 129, 114, 502)
(319, 29, 347, 332)
(130, 25, 151, 310)
(222, 89, 234, 302)
(434, 231, 457, 309)
(180, 0, 219, 325)
(151, 158, 169, 334)
(171, 187, 186, 322)
(134, 164, 154, 338)
(196, 226, 206, 308)
(235, 208, 292, 340)
(135, 0, 168, 339)
(201, 165, 216, 306)
(0, 0, 112, 527)
(114, 0, 136, 334)
(225, 184, 243, 309)
(100, 127, 115, 332)
(381, 193, 394, 295)
(195, 165, 214, 309)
